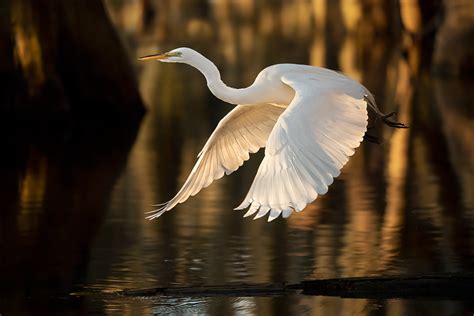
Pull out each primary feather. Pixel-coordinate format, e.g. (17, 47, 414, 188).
(235, 72, 368, 221)
(146, 103, 284, 219)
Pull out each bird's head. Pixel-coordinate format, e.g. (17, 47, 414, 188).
(139, 47, 198, 64)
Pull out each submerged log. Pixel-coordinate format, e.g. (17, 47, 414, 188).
(119, 273, 474, 300)
(122, 283, 298, 297)
(300, 273, 474, 299)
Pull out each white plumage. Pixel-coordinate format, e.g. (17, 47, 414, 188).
(139, 47, 402, 222)
(236, 73, 368, 221)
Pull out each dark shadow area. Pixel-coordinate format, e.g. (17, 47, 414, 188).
(0, 115, 141, 315)
(0, 0, 144, 117)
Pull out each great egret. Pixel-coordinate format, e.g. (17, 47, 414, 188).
(140, 47, 406, 222)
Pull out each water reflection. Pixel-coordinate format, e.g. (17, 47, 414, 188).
(0, 119, 140, 315)
(101, 1, 473, 314)
(1, 0, 473, 315)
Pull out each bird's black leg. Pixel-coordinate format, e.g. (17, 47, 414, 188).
(381, 111, 397, 119)
(380, 112, 408, 128)
(363, 95, 409, 129)
(363, 133, 382, 144)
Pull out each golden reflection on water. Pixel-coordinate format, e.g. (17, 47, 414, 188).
(99, 1, 473, 314)
(3, 1, 473, 315)
(17, 149, 47, 234)
(379, 53, 413, 274)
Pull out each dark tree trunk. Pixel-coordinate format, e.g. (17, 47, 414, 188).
(1, 0, 144, 118)
(432, 0, 474, 77)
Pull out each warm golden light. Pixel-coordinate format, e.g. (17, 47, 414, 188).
(3, 0, 473, 314)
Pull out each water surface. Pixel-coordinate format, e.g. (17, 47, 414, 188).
(1, 1, 474, 315)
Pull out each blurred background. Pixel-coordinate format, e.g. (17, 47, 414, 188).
(0, 0, 473, 315)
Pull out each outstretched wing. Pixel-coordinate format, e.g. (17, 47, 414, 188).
(235, 71, 369, 221)
(147, 103, 285, 219)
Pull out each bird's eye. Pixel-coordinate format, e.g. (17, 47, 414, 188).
(167, 52, 182, 58)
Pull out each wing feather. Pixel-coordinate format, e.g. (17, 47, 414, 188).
(147, 103, 284, 219)
(235, 72, 368, 221)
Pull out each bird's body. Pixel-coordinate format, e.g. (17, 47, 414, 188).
(140, 48, 406, 222)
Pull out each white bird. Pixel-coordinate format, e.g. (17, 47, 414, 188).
(139, 47, 406, 222)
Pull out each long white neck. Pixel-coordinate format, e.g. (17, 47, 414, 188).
(186, 54, 263, 105)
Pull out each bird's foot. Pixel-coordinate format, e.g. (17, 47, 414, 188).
(364, 133, 383, 144)
(382, 117, 408, 128)
(379, 112, 409, 128)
